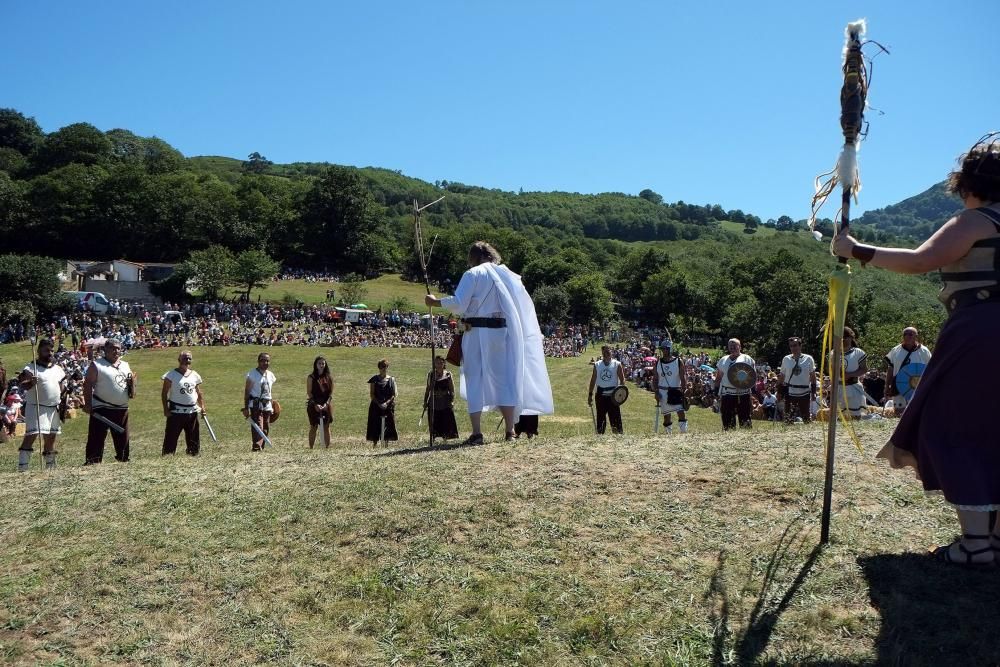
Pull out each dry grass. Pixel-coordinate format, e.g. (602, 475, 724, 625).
(3, 422, 998, 665)
(1, 344, 998, 665)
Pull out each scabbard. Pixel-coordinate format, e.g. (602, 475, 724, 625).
(92, 410, 125, 434)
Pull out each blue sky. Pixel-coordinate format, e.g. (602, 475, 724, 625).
(3, 0, 997, 221)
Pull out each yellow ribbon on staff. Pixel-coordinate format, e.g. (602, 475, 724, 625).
(818, 263, 864, 453)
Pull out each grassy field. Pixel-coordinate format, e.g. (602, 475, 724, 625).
(222, 274, 432, 309)
(1, 342, 997, 665)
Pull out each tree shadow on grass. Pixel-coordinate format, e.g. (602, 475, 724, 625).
(705, 513, 823, 666)
(858, 551, 1000, 667)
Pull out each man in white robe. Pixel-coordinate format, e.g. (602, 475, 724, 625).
(426, 241, 554, 443)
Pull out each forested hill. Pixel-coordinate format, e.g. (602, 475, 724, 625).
(855, 181, 961, 241)
(0, 109, 951, 364)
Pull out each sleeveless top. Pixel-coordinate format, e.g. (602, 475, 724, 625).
(939, 206, 1000, 311)
(92, 357, 132, 409)
(309, 374, 332, 403)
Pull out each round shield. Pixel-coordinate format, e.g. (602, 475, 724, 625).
(269, 399, 282, 423)
(726, 361, 757, 390)
(895, 362, 926, 400)
(611, 385, 629, 406)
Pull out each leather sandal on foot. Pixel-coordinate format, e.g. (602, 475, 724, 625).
(931, 534, 995, 568)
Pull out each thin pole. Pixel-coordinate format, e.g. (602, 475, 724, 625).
(821, 187, 851, 544)
(413, 197, 444, 447)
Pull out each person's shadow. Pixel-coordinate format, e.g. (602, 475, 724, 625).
(703, 512, 1000, 666)
(858, 551, 1000, 666)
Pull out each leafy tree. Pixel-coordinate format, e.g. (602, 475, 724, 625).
(298, 166, 386, 271)
(532, 284, 570, 323)
(641, 269, 692, 326)
(143, 137, 184, 174)
(179, 245, 234, 300)
(0, 254, 67, 325)
(242, 152, 273, 174)
(0, 147, 28, 175)
(563, 273, 614, 323)
(32, 123, 114, 173)
(639, 188, 663, 205)
(612, 247, 670, 304)
(338, 273, 368, 307)
(231, 249, 280, 301)
(0, 108, 44, 155)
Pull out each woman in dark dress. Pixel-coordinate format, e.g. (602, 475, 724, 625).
(833, 134, 1000, 566)
(366, 358, 398, 446)
(306, 356, 333, 448)
(423, 356, 459, 441)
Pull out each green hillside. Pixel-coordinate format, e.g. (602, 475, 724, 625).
(856, 181, 961, 241)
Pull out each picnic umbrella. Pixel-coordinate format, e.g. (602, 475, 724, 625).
(644, 356, 656, 363)
(699, 364, 715, 372)
(83, 336, 106, 347)
(350, 303, 368, 309)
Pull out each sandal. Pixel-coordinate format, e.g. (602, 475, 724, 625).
(932, 533, 995, 568)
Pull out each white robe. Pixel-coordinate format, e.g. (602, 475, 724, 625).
(441, 263, 554, 416)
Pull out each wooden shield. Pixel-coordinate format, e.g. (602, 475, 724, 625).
(726, 362, 757, 391)
(611, 385, 629, 406)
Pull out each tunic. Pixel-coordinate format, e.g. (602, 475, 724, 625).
(440, 262, 554, 416)
(366, 375, 398, 442)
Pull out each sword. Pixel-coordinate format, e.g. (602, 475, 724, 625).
(589, 404, 597, 434)
(246, 417, 272, 448)
(653, 404, 660, 433)
(202, 413, 219, 442)
(92, 410, 125, 435)
(319, 414, 329, 447)
(380, 415, 386, 447)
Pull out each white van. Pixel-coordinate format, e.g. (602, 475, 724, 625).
(63, 291, 111, 314)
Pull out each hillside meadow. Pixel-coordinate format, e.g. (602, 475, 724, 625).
(1, 343, 997, 665)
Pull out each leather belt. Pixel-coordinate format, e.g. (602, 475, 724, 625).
(463, 317, 506, 328)
(944, 285, 1000, 315)
(845, 377, 859, 385)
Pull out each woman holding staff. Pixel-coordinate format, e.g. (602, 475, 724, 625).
(833, 134, 1000, 566)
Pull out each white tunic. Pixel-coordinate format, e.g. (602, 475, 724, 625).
(22, 362, 65, 407)
(163, 369, 203, 413)
(595, 359, 621, 392)
(778, 354, 816, 397)
(717, 354, 755, 396)
(91, 357, 132, 410)
(246, 368, 276, 412)
(440, 262, 553, 416)
(885, 344, 931, 376)
(656, 357, 684, 412)
(830, 347, 867, 415)
(22, 362, 65, 435)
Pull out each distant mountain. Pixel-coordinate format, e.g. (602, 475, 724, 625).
(855, 181, 961, 241)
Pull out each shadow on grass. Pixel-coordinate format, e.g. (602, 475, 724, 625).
(346, 438, 486, 458)
(858, 551, 1000, 666)
(705, 513, 823, 666)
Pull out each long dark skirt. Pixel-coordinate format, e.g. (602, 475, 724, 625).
(429, 407, 459, 440)
(881, 301, 1000, 507)
(366, 403, 398, 443)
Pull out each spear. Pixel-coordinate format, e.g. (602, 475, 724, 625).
(809, 19, 884, 545)
(413, 196, 444, 447)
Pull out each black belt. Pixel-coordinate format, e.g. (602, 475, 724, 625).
(845, 377, 859, 385)
(788, 383, 810, 389)
(464, 317, 506, 328)
(944, 285, 1000, 315)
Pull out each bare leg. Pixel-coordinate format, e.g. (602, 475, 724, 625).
(500, 406, 515, 435)
(322, 422, 331, 448)
(945, 509, 993, 563)
(469, 411, 482, 435)
(308, 425, 317, 449)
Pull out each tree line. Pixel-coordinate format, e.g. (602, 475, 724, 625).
(0, 108, 949, 364)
